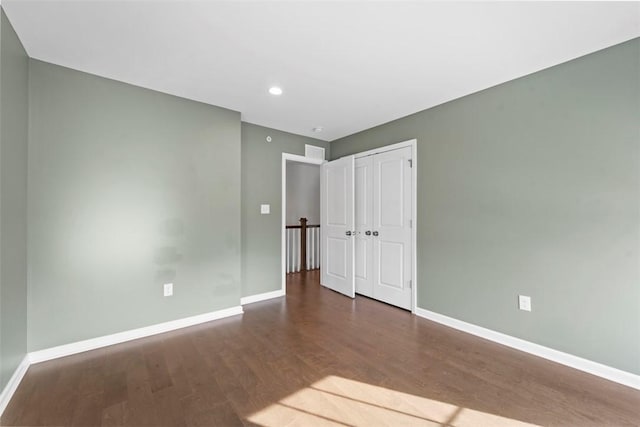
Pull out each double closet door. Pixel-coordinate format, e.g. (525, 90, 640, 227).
(355, 147, 412, 310)
(320, 145, 413, 310)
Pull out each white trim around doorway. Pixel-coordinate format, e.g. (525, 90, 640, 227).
(281, 153, 325, 295)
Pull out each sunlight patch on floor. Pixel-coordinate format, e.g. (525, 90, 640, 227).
(248, 375, 539, 426)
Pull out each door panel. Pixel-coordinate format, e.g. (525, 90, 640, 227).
(354, 238, 368, 279)
(327, 166, 347, 225)
(321, 156, 355, 298)
(354, 157, 373, 297)
(378, 158, 405, 227)
(377, 241, 404, 289)
(326, 237, 347, 280)
(372, 147, 412, 310)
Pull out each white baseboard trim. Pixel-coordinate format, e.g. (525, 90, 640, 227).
(414, 307, 640, 390)
(0, 355, 30, 417)
(29, 305, 244, 364)
(241, 289, 285, 305)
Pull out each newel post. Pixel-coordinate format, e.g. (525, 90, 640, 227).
(300, 217, 308, 271)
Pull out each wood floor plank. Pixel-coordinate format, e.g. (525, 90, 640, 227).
(103, 371, 128, 409)
(101, 402, 125, 427)
(70, 392, 104, 427)
(2, 270, 639, 426)
(144, 350, 173, 394)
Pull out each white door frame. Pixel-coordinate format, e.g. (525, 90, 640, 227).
(281, 153, 325, 295)
(352, 139, 418, 313)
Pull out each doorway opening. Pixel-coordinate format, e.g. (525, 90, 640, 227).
(285, 161, 321, 274)
(280, 153, 324, 294)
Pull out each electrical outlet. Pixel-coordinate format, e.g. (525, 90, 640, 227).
(518, 295, 531, 311)
(164, 283, 173, 297)
(260, 204, 270, 214)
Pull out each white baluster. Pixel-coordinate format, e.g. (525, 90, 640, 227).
(294, 229, 298, 272)
(308, 228, 312, 270)
(286, 229, 291, 273)
(314, 228, 318, 269)
(289, 229, 294, 273)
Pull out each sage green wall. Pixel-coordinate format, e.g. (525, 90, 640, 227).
(28, 60, 242, 351)
(331, 39, 640, 374)
(241, 123, 329, 297)
(0, 9, 28, 390)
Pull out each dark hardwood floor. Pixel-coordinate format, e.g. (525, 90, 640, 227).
(2, 270, 639, 426)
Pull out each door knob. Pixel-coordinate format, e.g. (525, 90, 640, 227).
(345, 231, 352, 236)
(372, 231, 379, 236)
(365, 230, 371, 236)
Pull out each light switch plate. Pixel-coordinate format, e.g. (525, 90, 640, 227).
(164, 283, 173, 297)
(518, 295, 531, 311)
(261, 204, 270, 214)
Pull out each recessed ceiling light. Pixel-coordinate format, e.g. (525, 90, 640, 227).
(312, 127, 323, 133)
(269, 86, 283, 96)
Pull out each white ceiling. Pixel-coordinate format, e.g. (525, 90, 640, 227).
(3, 1, 639, 141)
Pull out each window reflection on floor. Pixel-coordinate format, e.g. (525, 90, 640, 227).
(248, 375, 538, 426)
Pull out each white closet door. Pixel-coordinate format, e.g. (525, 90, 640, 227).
(372, 147, 412, 309)
(320, 156, 355, 298)
(354, 156, 373, 297)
